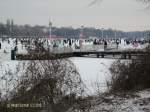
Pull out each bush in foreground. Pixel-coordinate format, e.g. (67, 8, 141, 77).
(0, 59, 85, 112)
(108, 47, 150, 92)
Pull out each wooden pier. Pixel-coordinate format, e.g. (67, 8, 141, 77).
(16, 50, 147, 60)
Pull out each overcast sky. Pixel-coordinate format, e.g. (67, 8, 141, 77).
(0, 0, 150, 31)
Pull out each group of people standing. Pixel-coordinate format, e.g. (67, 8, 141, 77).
(0, 37, 150, 54)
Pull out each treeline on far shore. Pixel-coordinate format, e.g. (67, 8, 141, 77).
(0, 20, 150, 39)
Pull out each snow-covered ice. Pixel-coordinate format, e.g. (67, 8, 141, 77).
(70, 57, 115, 95)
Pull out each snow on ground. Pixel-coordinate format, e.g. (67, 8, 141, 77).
(0, 39, 13, 61)
(1, 59, 150, 112)
(0, 39, 149, 111)
(17, 41, 28, 54)
(0, 58, 115, 96)
(70, 57, 115, 95)
(0, 51, 11, 61)
(0, 38, 148, 95)
(119, 43, 149, 50)
(0, 61, 26, 96)
(0, 38, 149, 61)
(87, 89, 150, 112)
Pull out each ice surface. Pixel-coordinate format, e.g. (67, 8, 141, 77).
(70, 57, 115, 95)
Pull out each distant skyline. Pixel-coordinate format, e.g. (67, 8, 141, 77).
(0, 0, 150, 31)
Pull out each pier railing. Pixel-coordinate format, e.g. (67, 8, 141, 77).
(48, 44, 117, 54)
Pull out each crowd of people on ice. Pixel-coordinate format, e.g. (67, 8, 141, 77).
(0, 37, 150, 54)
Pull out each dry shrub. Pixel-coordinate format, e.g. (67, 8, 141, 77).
(6, 59, 84, 112)
(108, 46, 150, 92)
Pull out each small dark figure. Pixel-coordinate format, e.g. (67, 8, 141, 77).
(15, 39, 18, 45)
(104, 41, 107, 50)
(63, 39, 67, 44)
(14, 46, 18, 51)
(0, 43, 1, 49)
(4, 49, 6, 53)
(8, 39, 10, 44)
(53, 43, 57, 48)
(126, 40, 130, 45)
(69, 39, 72, 46)
(75, 43, 80, 49)
(116, 39, 119, 49)
(93, 39, 97, 45)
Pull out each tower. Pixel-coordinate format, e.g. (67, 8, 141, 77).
(6, 19, 14, 37)
(80, 25, 84, 39)
(101, 28, 104, 38)
(6, 19, 11, 36)
(11, 19, 14, 34)
(49, 21, 52, 39)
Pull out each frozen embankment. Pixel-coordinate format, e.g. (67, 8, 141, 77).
(0, 58, 115, 96)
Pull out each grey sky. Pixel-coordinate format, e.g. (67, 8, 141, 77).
(0, 0, 150, 31)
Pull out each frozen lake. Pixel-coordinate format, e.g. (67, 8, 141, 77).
(70, 57, 115, 95)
